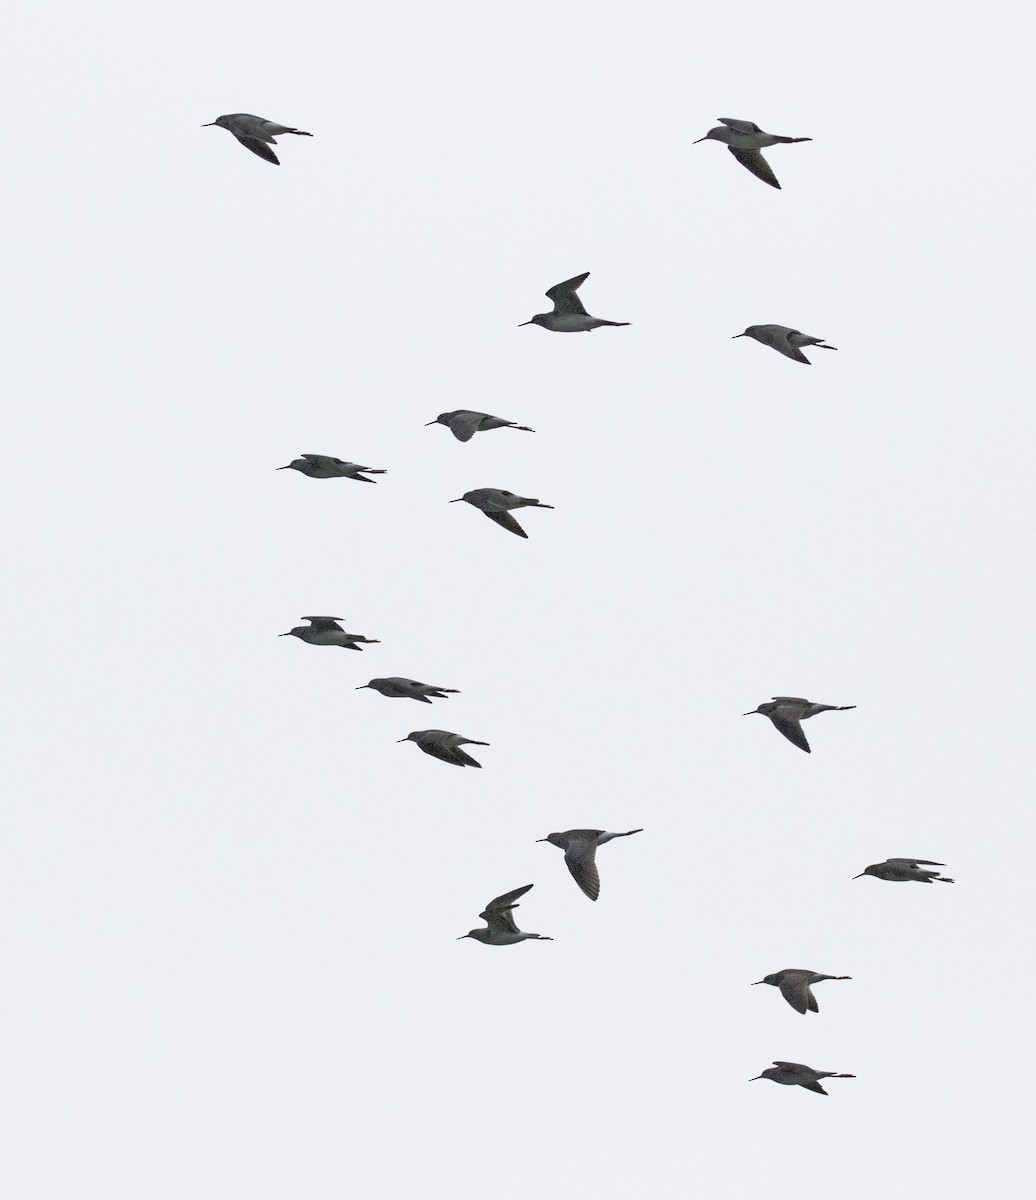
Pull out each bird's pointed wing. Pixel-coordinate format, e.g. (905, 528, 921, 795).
(301, 454, 342, 468)
(807, 988, 819, 1013)
(771, 696, 812, 704)
(484, 510, 528, 538)
(563, 839, 601, 901)
(488, 884, 534, 910)
(719, 118, 762, 133)
(728, 146, 780, 189)
(769, 710, 811, 752)
(772, 332, 811, 363)
(772, 1062, 808, 1070)
(418, 737, 471, 766)
(301, 616, 344, 631)
(448, 412, 482, 442)
(482, 884, 533, 934)
(450, 746, 483, 768)
(799, 1080, 828, 1095)
(779, 978, 811, 1015)
(234, 134, 280, 164)
(546, 273, 590, 315)
(889, 858, 944, 867)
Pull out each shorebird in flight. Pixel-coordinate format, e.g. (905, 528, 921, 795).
(743, 697, 855, 753)
(536, 828, 643, 901)
(280, 616, 379, 651)
(750, 1062, 855, 1095)
(357, 678, 459, 703)
(458, 884, 553, 946)
(732, 325, 837, 364)
(203, 113, 313, 164)
(427, 410, 534, 442)
(854, 858, 955, 883)
(450, 489, 553, 538)
(398, 729, 489, 768)
(277, 455, 386, 482)
(752, 969, 851, 1015)
(694, 118, 810, 189)
(519, 272, 629, 332)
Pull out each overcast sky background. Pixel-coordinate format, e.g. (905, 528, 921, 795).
(5, 1, 1035, 1196)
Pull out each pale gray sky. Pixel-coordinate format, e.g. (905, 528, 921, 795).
(5, 1, 1035, 1196)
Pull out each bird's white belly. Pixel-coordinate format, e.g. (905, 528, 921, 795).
(550, 314, 602, 332)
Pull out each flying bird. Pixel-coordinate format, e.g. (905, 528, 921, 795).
(693, 118, 811, 189)
(536, 828, 643, 901)
(398, 729, 489, 768)
(426, 410, 535, 443)
(854, 858, 955, 883)
(458, 884, 553, 946)
(743, 697, 856, 753)
(450, 489, 553, 538)
(277, 455, 386, 482)
(203, 113, 313, 164)
(357, 677, 460, 703)
(519, 272, 630, 332)
(750, 1062, 855, 1096)
(732, 325, 837, 364)
(752, 969, 851, 1015)
(279, 616, 380, 650)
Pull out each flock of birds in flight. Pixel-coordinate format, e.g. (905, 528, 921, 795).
(206, 109, 954, 1097)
